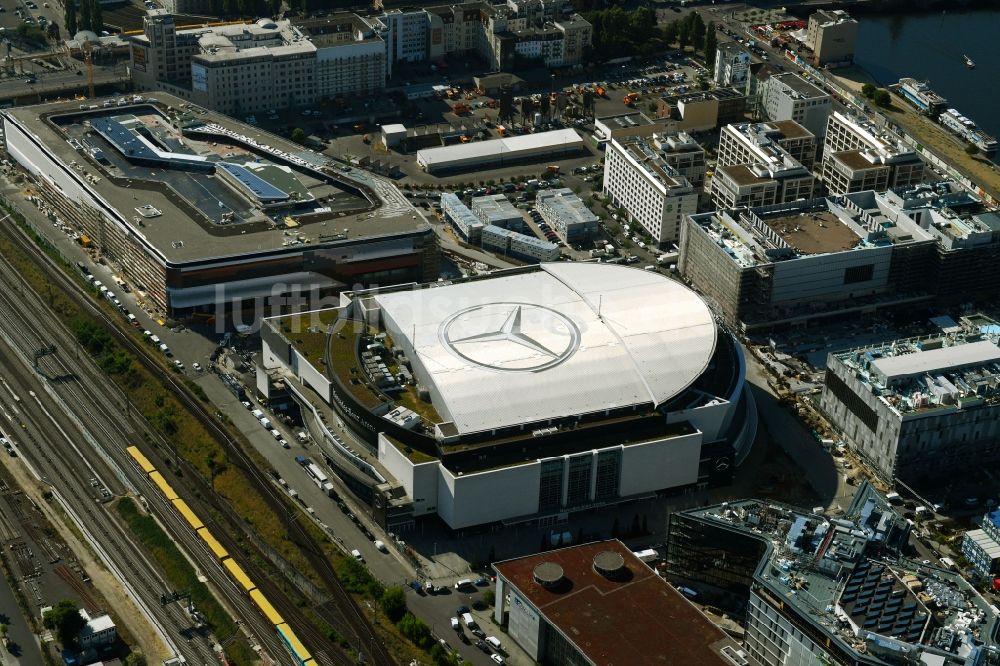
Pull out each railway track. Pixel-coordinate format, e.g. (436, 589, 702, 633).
(0, 215, 394, 665)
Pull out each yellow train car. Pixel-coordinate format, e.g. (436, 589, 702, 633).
(223, 558, 257, 593)
(171, 498, 204, 531)
(149, 471, 179, 501)
(126, 446, 156, 475)
(196, 527, 228, 561)
(250, 589, 284, 626)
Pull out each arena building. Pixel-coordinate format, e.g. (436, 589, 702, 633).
(260, 263, 756, 530)
(2, 94, 437, 318)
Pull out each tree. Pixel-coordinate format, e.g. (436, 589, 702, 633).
(267, 0, 281, 16)
(380, 587, 407, 624)
(690, 12, 706, 50)
(861, 83, 876, 99)
(678, 22, 691, 50)
(482, 590, 495, 607)
(396, 613, 432, 650)
(91, 0, 102, 33)
(290, 127, 307, 144)
(872, 88, 891, 108)
(704, 25, 718, 68)
(965, 143, 980, 156)
(662, 20, 678, 46)
(78, 0, 92, 32)
(43, 600, 87, 649)
(125, 653, 148, 666)
(64, 1, 77, 38)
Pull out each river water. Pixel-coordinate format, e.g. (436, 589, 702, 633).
(852, 10, 1000, 139)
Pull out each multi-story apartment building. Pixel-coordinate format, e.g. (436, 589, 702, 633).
(131, 12, 385, 115)
(714, 41, 750, 87)
(821, 111, 925, 195)
(761, 72, 832, 138)
(603, 135, 698, 246)
(709, 121, 815, 210)
(805, 9, 858, 67)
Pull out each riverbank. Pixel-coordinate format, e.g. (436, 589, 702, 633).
(831, 67, 1000, 202)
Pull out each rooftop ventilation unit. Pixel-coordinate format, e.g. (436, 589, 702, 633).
(593, 550, 626, 579)
(532, 562, 564, 589)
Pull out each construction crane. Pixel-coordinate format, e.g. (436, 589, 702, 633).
(83, 40, 94, 99)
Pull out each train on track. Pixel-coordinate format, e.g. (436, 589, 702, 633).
(127, 445, 315, 666)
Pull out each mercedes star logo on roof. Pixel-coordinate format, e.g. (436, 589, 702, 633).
(439, 303, 580, 373)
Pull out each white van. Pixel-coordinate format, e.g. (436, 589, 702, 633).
(462, 612, 476, 629)
(485, 636, 502, 651)
(260, 418, 272, 429)
(269, 429, 281, 440)
(455, 579, 473, 590)
(251, 409, 265, 419)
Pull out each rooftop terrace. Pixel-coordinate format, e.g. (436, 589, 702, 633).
(762, 209, 860, 254)
(4, 94, 425, 263)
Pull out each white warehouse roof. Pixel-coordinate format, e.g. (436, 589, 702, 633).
(416, 129, 584, 169)
(372, 263, 718, 435)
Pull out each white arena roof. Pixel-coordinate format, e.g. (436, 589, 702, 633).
(372, 263, 718, 435)
(416, 129, 584, 170)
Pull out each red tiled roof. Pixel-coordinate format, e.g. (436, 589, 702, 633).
(493, 540, 736, 666)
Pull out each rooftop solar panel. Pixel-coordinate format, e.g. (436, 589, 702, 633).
(217, 162, 289, 201)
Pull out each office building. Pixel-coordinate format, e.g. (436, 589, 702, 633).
(719, 119, 817, 169)
(130, 12, 386, 115)
(821, 111, 925, 194)
(667, 483, 1000, 666)
(492, 540, 750, 666)
(962, 510, 1000, 578)
(78, 611, 117, 649)
(470, 194, 524, 231)
(593, 110, 662, 142)
(603, 135, 699, 245)
(805, 9, 858, 67)
(480, 224, 559, 262)
(761, 72, 832, 138)
(534, 187, 599, 244)
(260, 264, 756, 529)
(709, 121, 816, 210)
(714, 42, 751, 87)
(655, 88, 748, 132)
(820, 330, 1000, 487)
(370, 9, 428, 77)
(875, 182, 1000, 301)
(679, 195, 937, 330)
(2, 95, 437, 315)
